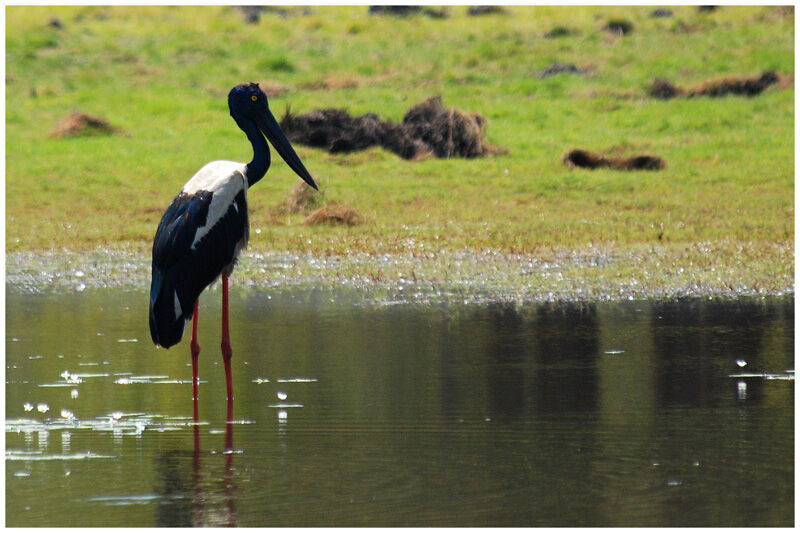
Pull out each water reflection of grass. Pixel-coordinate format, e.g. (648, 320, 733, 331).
(6, 6, 793, 297)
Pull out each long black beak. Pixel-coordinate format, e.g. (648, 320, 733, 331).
(257, 109, 318, 190)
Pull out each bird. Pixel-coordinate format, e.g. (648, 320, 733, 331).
(149, 82, 317, 407)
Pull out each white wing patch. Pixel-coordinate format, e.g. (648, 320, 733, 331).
(182, 161, 246, 195)
(183, 161, 248, 251)
(174, 291, 182, 320)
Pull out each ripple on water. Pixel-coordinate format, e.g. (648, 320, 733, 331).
(6, 450, 116, 461)
(7, 411, 207, 440)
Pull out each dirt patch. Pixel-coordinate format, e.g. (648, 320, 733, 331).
(563, 149, 665, 171)
(303, 205, 360, 226)
(280, 97, 496, 160)
(650, 71, 780, 99)
(49, 110, 120, 138)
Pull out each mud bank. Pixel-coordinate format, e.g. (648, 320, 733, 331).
(6, 242, 793, 304)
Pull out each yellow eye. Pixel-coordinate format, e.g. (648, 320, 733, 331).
(251, 95, 258, 102)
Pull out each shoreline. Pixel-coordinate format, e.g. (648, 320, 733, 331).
(6, 242, 793, 304)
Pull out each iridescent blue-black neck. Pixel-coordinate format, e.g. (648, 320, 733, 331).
(237, 117, 270, 188)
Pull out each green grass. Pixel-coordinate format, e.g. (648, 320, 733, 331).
(5, 6, 794, 292)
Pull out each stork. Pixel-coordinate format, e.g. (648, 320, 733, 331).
(149, 82, 317, 407)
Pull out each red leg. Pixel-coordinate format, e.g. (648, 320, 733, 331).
(221, 275, 234, 402)
(190, 299, 201, 421)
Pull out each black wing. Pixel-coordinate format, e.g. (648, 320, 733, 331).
(149, 189, 248, 348)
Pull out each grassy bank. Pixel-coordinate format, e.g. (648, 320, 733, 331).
(5, 6, 794, 296)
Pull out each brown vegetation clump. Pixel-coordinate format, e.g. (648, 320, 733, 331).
(280, 97, 494, 160)
(649, 78, 685, 99)
(467, 6, 506, 16)
(544, 26, 575, 38)
(49, 110, 119, 138)
(303, 205, 360, 226)
(563, 149, 665, 171)
(536, 62, 588, 79)
(650, 71, 780, 99)
(402, 97, 490, 158)
(688, 70, 779, 97)
(605, 19, 633, 35)
(368, 6, 447, 18)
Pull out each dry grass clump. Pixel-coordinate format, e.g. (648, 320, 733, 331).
(280, 97, 495, 160)
(649, 71, 780, 99)
(402, 96, 490, 158)
(303, 205, 360, 226)
(563, 149, 665, 171)
(604, 19, 633, 35)
(467, 6, 506, 16)
(689, 70, 779, 97)
(536, 62, 588, 79)
(49, 110, 119, 138)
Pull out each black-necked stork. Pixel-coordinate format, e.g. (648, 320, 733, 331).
(149, 82, 317, 406)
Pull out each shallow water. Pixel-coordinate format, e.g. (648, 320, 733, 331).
(6, 288, 794, 526)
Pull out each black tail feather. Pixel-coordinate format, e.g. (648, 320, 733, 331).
(149, 267, 188, 348)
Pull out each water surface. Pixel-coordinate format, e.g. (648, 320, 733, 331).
(6, 288, 794, 526)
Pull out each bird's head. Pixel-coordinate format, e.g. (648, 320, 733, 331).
(228, 82, 317, 190)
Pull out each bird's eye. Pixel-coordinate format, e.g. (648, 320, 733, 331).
(251, 95, 258, 102)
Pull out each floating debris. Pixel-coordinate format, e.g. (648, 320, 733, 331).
(277, 391, 288, 400)
(563, 149, 665, 171)
(736, 359, 747, 368)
